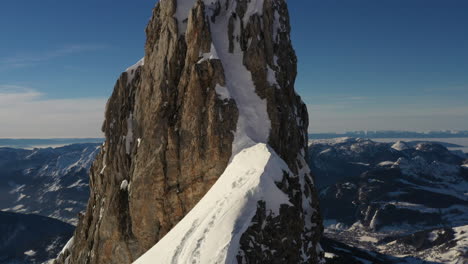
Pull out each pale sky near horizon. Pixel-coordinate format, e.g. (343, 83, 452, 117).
(1, 0, 467, 138)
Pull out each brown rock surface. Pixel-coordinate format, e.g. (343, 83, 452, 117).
(55, 0, 323, 263)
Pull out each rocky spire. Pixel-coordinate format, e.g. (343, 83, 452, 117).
(55, 0, 323, 263)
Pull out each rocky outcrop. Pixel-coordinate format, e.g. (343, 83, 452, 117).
(56, 0, 322, 263)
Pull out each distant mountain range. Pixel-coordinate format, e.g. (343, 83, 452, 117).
(0, 143, 100, 225)
(2, 132, 466, 149)
(0, 143, 100, 263)
(0, 138, 103, 149)
(309, 138, 468, 263)
(1, 139, 467, 263)
(310, 130, 468, 139)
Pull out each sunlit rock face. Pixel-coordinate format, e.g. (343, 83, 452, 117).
(55, 0, 323, 263)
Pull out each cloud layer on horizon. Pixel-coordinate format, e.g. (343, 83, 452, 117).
(306, 93, 468, 133)
(0, 85, 106, 138)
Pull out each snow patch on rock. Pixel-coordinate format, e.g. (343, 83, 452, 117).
(58, 237, 74, 257)
(198, 43, 219, 64)
(215, 84, 231, 101)
(267, 66, 277, 87)
(24, 250, 36, 257)
(120, 180, 129, 191)
(125, 58, 144, 85)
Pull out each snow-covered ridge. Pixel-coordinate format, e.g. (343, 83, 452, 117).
(125, 57, 144, 73)
(133, 1, 319, 262)
(134, 144, 292, 263)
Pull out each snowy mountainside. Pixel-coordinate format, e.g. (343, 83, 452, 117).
(135, 144, 296, 263)
(379, 225, 468, 263)
(308, 137, 466, 188)
(0, 211, 74, 264)
(323, 228, 468, 264)
(308, 138, 468, 263)
(0, 143, 100, 225)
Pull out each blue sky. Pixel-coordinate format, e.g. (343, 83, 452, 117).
(1, 0, 467, 137)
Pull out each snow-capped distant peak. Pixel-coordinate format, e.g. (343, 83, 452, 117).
(377, 161, 395, 167)
(391, 141, 409, 151)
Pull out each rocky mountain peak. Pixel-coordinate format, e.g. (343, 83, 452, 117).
(55, 0, 322, 263)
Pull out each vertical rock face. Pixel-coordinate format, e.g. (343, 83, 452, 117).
(56, 0, 323, 263)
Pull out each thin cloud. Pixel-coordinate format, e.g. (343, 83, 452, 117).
(0, 85, 106, 138)
(423, 85, 468, 93)
(302, 94, 372, 104)
(0, 85, 38, 104)
(347, 96, 370, 101)
(0, 44, 108, 71)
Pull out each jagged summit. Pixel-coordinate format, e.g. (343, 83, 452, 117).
(55, 0, 322, 263)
